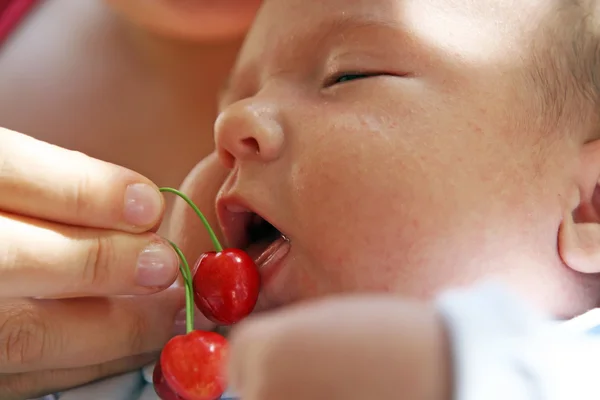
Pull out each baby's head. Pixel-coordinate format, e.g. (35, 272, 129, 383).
(179, 0, 600, 318)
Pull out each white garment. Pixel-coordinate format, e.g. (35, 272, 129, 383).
(35, 282, 600, 400)
(437, 282, 600, 400)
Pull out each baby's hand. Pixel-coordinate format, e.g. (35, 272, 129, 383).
(227, 296, 451, 400)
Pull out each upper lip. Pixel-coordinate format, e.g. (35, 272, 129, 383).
(216, 192, 283, 250)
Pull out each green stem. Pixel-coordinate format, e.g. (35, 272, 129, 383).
(159, 187, 223, 252)
(168, 240, 194, 334)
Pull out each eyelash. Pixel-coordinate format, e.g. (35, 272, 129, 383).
(327, 72, 381, 87)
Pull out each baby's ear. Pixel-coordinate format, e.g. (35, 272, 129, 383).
(558, 139, 600, 274)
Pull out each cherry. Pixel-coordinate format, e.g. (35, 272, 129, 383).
(159, 187, 260, 325)
(153, 361, 185, 400)
(151, 238, 229, 400)
(155, 188, 260, 399)
(160, 330, 229, 400)
(193, 248, 260, 325)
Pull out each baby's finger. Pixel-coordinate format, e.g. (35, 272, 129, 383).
(0, 353, 157, 400)
(0, 292, 183, 374)
(0, 212, 178, 298)
(227, 313, 286, 400)
(0, 128, 163, 233)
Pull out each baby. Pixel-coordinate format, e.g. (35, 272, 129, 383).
(192, 0, 600, 398)
(204, 0, 600, 321)
(51, 0, 600, 398)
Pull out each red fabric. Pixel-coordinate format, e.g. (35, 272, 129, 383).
(0, 0, 40, 46)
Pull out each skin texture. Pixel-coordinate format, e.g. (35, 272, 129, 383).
(169, 1, 600, 397)
(227, 296, 450, 400)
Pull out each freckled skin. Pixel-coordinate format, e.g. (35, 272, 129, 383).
(176, 0, 591, 316)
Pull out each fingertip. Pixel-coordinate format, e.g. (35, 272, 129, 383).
(227, 321, 253, 389)
(135, 237, 180, 289)
(226, 331, 246, 396)
(227, 318, 266, 377)
(123, 183, 165, 230)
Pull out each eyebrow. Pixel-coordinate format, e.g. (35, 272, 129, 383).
(218, 14, 404, 104)
(325, 14, 404, 36)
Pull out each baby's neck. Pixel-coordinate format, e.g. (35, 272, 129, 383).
(492, 258, 600, 319)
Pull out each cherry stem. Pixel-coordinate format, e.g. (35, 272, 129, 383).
(167, 240, 194, 334)
(159, 187, 224, 252)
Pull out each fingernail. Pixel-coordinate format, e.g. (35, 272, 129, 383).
(124, 183, 163, 227)
(136, 241, 178, 287)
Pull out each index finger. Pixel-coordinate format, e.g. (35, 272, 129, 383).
(0, 128, 164, 232)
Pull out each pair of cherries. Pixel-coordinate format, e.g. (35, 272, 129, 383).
(153, 188, 260, 400)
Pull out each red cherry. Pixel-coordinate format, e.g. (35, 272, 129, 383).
(193, 248, 260, 325)
(153, 361, 185, 400)
(160, 330, 228, 400)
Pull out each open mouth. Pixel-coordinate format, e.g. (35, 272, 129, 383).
(218, 198, 291, 271)
(243, 213, 289, 267)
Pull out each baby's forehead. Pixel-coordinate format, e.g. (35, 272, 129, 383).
(257, 0, 544, 27)
(247, 0, 555, 62)
(230, 0, 554, 88)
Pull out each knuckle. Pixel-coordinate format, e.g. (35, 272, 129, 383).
(81, 236, 114, 288)
(70, 164, 94, 220)
(0, 307, 48, 368)
(58, 149, 96, 220)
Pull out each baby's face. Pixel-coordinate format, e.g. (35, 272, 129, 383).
(213, 0, 575, 309)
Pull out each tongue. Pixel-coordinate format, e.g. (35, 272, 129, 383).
(245, 235, 287, 268)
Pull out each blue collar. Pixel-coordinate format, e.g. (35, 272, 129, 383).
(588, 324, 600, 335)
(562, 308, 600, 335)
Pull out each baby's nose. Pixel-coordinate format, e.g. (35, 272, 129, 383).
(214, 100, 285, 169)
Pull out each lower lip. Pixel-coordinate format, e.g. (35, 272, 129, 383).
(254, 236, 291, 287)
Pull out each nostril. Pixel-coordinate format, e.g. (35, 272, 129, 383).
(241, 137, 260, 155)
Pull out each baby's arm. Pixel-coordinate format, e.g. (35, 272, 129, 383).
(225, 282, 600, 400)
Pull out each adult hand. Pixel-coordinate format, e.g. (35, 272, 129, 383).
(0, 128, 188, 399)
(105, 0, 263, 41)
(227, 296, 451, 400)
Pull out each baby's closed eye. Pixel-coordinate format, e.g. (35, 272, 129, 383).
(327, 72, 385, 87)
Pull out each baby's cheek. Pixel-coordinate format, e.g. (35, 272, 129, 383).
(289, 204, 403, 295)
(307, 238, 405, 295)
